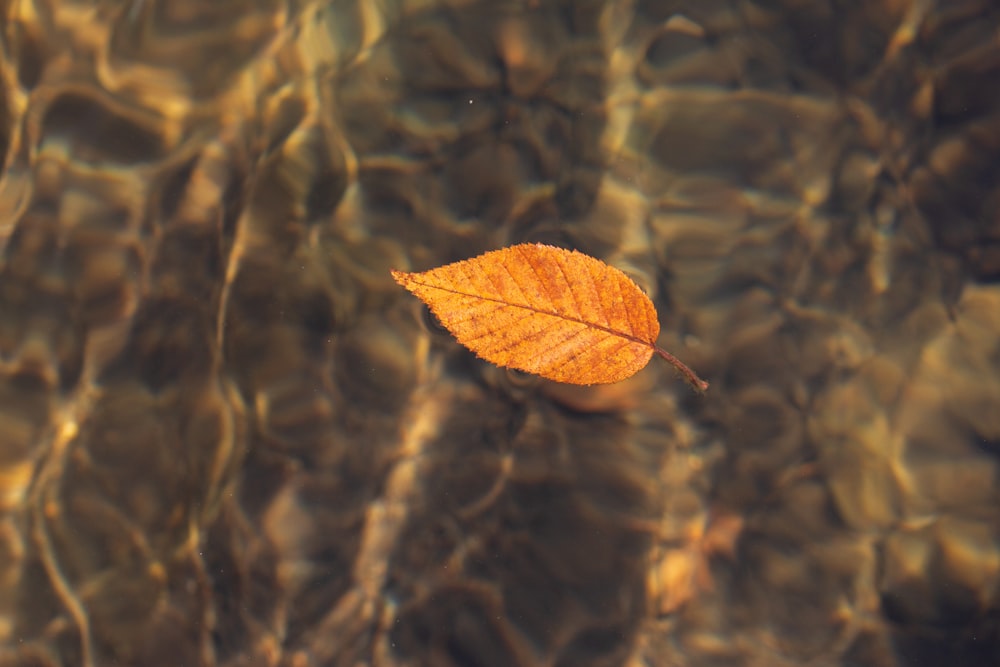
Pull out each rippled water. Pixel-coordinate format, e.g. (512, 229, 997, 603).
(1, 1, 998, 666)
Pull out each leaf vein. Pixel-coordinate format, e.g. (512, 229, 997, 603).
(404, 279, 650, 348)
(460, 309, 540, 347)
(498, 254, 533, 306)
(613, 270, 635, 336)
(552, 251, 584, 320)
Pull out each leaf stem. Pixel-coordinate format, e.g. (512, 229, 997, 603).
(653, 345, 709, 393)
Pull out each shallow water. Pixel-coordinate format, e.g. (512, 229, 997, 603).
(1, 1, 999, 666)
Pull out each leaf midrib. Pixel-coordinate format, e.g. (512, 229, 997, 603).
(406, 277, 654, 350)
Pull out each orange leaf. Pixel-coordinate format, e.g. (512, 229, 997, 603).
(391, 244, 708, 391)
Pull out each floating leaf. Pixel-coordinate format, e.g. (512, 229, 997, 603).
(391, 243, 708, 391)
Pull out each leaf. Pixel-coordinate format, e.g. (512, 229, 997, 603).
(391, 243, 708, 391)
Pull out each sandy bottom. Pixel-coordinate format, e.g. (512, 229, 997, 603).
(0, 1, 998, 666)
